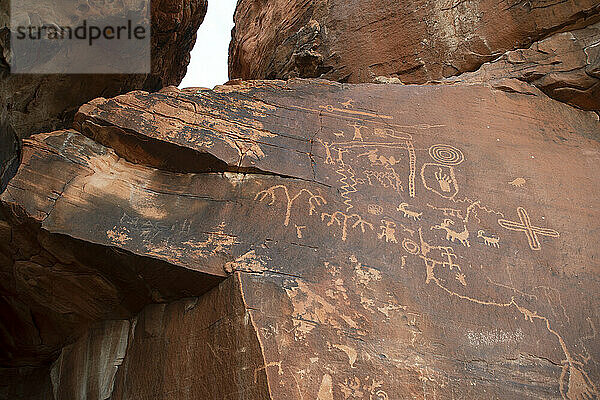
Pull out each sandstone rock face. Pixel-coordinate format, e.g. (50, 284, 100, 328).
(2, 79, 599, 399)
(0, 129, 225, 367)
(0, 122, 19, 193)
(0, 0, 207, 139)
(446, 21, 600, 111)
(228, 0, 600, 93)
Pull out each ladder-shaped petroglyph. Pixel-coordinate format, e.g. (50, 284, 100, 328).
(255, 185, 327, 227)
(275, 104, 591, 398)
(321, 211, 374, 241)
(498, 207, 560, 250)
(319, 133, 417, 200)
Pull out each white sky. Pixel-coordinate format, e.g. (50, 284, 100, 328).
(178, 0, 238, 89)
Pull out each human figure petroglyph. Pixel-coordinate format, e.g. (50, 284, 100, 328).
(350, 122, 367, 141)
(378, 219, 398, 243)
(336, 148, 350, 164)
(255, 185, 327, 227)
(431, 219, 470, 247)
(477, 230, 500, 248)
(321, 211, 374, 241)
(397, 202, 422, 221)
(317, 138, 335, 165)
(498, 207, 560, 250)
(295, 225, 306, 239)
(439, 246, 460, 271)
(409, 228, 597, 400)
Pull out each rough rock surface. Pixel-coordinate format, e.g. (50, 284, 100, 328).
(228, 0, 600, 87)
(2, 79, 599, 399)
(0, 129, 225, 366)
(445, 21, 600, 111)
(0, 0, 207, 139)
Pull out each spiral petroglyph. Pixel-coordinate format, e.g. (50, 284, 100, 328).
(429, 144, 464, 166)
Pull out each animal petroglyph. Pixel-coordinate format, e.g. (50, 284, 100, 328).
(432, 219, 470, 247)
(498, 207, 560, 250)
(509, 177, 526, 187)
(478, 230, 500, 248)
(412, 229, 596, 400)
(397, 202, 422, 221)
(321, 211, 374, 241)
(341, 99, 354, 108)
(255, 185, 327, 227)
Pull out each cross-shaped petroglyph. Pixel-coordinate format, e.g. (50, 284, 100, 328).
(498, 207, 559, 250)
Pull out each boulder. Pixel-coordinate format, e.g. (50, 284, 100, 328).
(2, 79, 599, 398)
(445, 21, 600, 111)
(228, 0, 600, 88)
(0, 0, 208, 139)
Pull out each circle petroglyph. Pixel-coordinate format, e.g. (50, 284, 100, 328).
(429, 144, 464, 166)
(402, 238, 420, 255)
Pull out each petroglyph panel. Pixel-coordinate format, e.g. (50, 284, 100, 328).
(3, 79, 599, 399)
